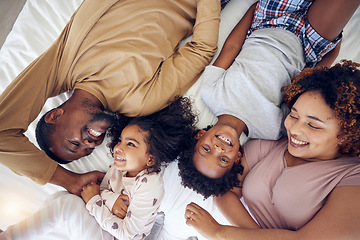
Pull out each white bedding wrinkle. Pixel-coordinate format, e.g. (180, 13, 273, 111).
(0, 0, 359, 239)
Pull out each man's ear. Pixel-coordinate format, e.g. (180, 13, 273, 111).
(44, 108, 64, 124)
(194, 129, 206, 140)
(147, 155, 156, 167)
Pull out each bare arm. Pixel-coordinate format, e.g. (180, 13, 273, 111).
(185, 155, 258, 238)
(214, 191, 259, 228)
(213, 2, 257, 69)
(187, 186, 360, 240)
(308, 0, 359, 67)
(213, 155, 257, 228)
(49, 165, 105, 196)
(307, 0, 359, 42)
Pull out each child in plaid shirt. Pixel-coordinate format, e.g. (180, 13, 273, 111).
(250, 0, 342, 68)
(183, 0, 359, 185)
(198, 0, 359, 142)
(178, 0, 360, 220)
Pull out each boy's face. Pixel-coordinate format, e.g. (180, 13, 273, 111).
(192, 125, 241, 179)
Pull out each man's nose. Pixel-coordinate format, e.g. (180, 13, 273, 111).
(83, 139, 97, 148)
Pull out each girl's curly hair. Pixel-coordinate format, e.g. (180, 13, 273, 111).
(107, 97, 198, 173)
(282, 60, 360, 156)
(177, 128, 244, 199)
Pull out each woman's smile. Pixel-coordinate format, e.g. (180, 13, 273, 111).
(289, 135, 309, 148)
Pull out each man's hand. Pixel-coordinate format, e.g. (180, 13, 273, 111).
(49, 165, 105, 196)
(81, 182, 100, 203)
(112, 194, 130, 219)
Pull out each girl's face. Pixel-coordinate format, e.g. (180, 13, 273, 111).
(113, 124, 154, 177)
(284, 91, 342, 161)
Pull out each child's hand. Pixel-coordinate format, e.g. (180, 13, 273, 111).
(185, 202, 222, 240)
(81, 182, 100, 203)
(112, 194, 130, 219)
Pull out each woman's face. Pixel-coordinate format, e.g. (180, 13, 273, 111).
(192, 124, 241, 179)
(284, 91, 342, 160)
(113, 124, 153, 177)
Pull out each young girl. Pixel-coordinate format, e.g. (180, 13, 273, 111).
(184, 60, 360, 239)
(1, 97, 197, 240)
(178, 0, 360, 198)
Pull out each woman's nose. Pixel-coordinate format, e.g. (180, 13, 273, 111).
(289, 121, 304, 135)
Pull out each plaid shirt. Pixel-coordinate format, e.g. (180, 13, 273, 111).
(250, 0, 341, 67)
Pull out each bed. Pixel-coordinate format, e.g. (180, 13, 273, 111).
(0, 0, 359, 239)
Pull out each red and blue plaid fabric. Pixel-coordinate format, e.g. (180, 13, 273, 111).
(250, 0, 341, 67)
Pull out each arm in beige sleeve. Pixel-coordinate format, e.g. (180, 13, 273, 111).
(0, 1, 116, 186)
(138, 0, 221, 116)
(0, 25, 71, 185)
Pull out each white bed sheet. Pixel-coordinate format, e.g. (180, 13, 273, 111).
(0, 0, 359, 239)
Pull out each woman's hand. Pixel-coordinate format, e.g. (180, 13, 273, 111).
(81, 182, 100, 203)
(185, 202, 223, 240)
(112, 194, 130, 219)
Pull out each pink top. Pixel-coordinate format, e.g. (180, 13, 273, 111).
(86, 166, 164, 239)
(243, 138, 360, 230)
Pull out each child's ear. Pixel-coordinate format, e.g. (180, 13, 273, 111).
(146, 155, 156, 167)
(44, 108, 64, 124)
(194, 129, 206, 140)
(235, 151, 242, 164)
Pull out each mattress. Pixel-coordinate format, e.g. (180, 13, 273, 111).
(0, 0, 359, 239)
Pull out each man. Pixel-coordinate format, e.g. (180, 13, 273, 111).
(0, 0, 221, 195)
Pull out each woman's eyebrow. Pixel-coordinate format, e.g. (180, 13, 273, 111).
(291, 107, 324, 123)
(307, 115, 324, 123)
(293, 106, 324, 123)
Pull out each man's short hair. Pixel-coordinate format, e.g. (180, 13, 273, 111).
(35, 109, 71, 164)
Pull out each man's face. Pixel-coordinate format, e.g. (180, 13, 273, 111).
(49, 109, 114, 162)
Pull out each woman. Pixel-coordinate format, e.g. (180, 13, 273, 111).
(178, 0, 360, 198)
(184, 60, 360, 239)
